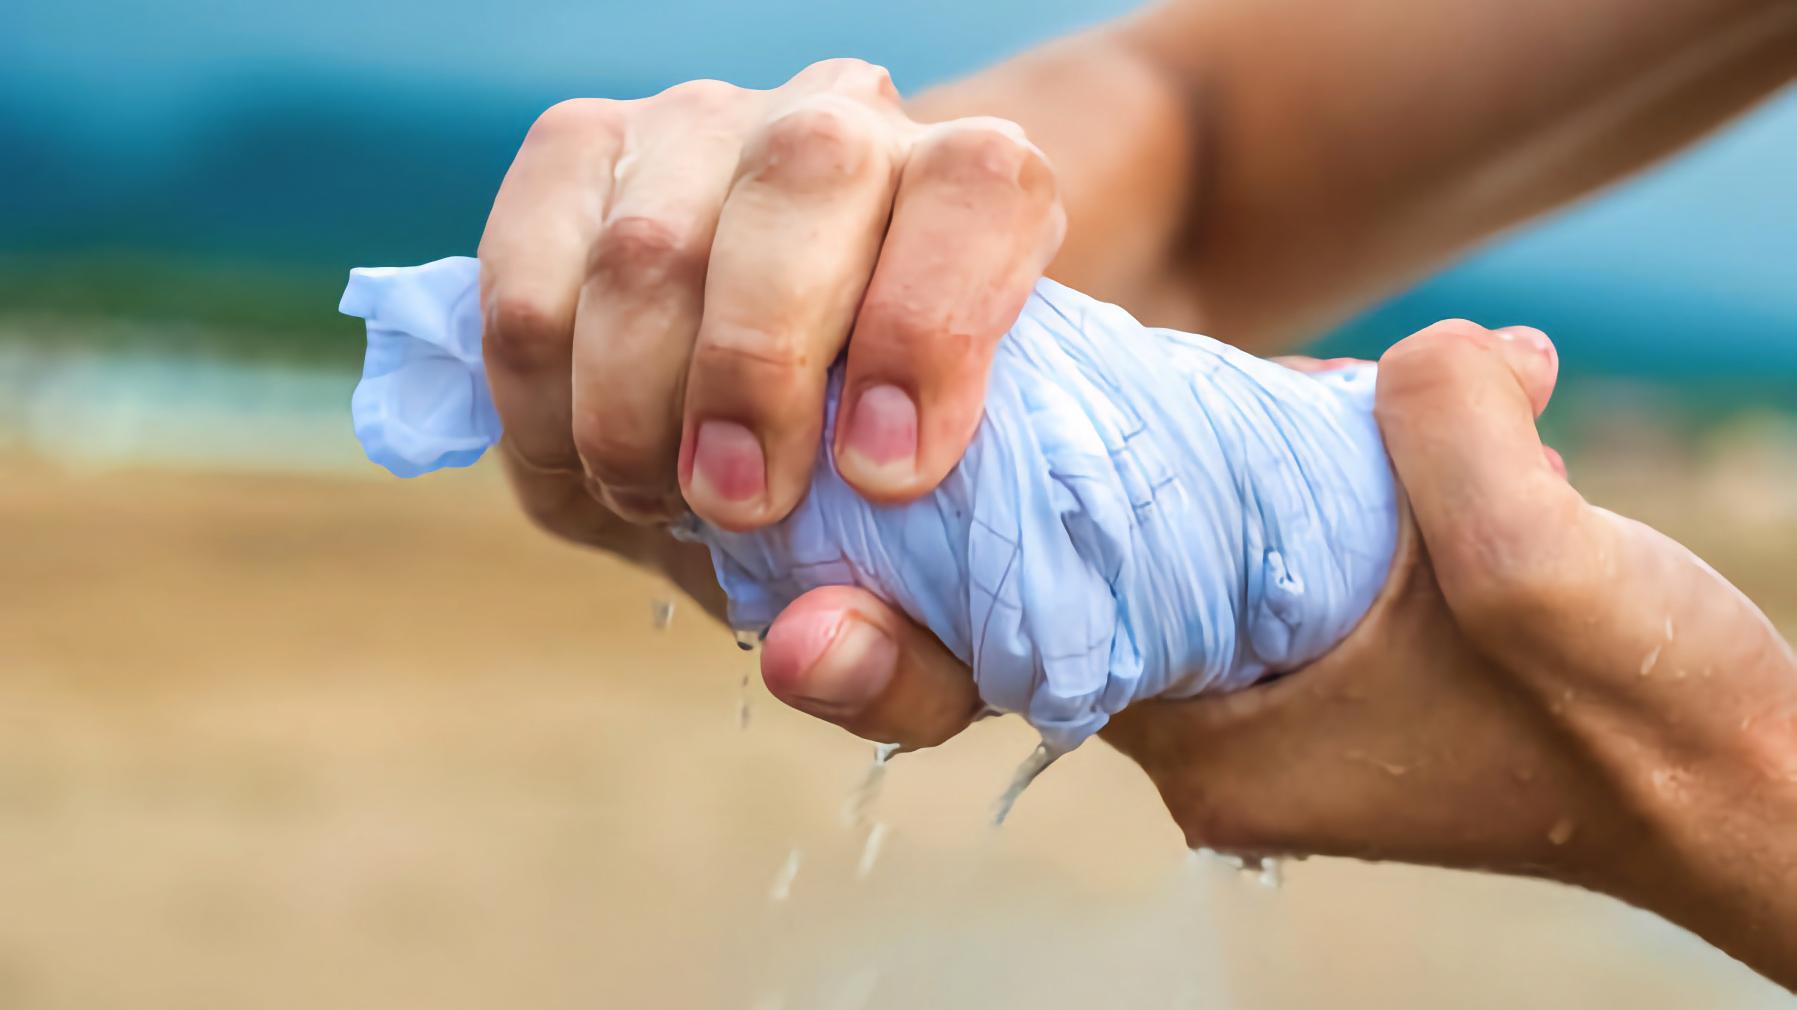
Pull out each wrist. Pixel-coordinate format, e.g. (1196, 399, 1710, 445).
(905, 24, 1199, 319)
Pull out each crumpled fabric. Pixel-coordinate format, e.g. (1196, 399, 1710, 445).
(343, 256, 1398, 753)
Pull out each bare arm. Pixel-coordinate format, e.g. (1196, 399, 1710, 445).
(912, 0, 1797, 347)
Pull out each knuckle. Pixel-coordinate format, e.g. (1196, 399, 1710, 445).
(570, 404, 672, 486)
(810, 56, 875, 75)
(591, 214, 709, 290)
(1383, 319, 1485, 362)
(484, 291, 568, 372)
(822, 58, 899, 102)
(860, 291, 964, 360)
(526, 98, 620, 144)
(792, 57, 855, 81)
(692, 323, 811, 391)
(505, 459, 637, 549)
(795, 57, 877, 83)
(914, 120, 1033, 188)
(1415, 317, 1491, 347)
(745, 98, 880, 189)
(1373, 328, 1487, 425)
(655, 77, 739, 108)
(1380, 319, 1491, 384)
(690, 327, 819, 416)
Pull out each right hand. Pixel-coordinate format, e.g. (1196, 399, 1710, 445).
(761, 320, 1797, 985)
(477, 59, 1064, 558)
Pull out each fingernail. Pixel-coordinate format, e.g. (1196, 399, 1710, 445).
(689, 419, 765, 505)
(768, 609, 896, 717)
(1495, 325, 1554, 363)
(840, 384, 917, 486)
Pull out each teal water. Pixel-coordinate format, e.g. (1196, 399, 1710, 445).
(3, 0, 1793, 386)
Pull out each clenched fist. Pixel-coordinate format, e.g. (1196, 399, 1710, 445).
(478, 59, 1064, 543)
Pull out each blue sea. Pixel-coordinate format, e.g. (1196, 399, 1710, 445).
(3, 0, 1793, 384)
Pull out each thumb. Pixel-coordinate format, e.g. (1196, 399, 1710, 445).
(761, 585, 982, 750)
(1375, 319, 1593, 645)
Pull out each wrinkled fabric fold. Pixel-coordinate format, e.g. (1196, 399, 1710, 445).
(344, 256, 1398, 752)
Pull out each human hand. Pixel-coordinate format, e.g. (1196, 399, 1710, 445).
(477, 60, 1063, 567)
(760, 320, 1797, 984)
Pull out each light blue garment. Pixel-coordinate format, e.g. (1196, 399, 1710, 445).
(343, 257, 1398, 752)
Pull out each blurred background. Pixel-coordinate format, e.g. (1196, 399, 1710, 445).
(2, 1, 1794, 1008)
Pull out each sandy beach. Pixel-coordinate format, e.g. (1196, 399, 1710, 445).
(2, 449, 1792, 1009)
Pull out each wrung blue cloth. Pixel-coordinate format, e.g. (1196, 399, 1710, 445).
(343, 257, 1399, 753)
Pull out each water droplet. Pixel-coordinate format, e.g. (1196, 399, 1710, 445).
(1638, 644, 1663, 677)
(1548, 817, 1576, 846)
(768, 848, 803, 903)
(1663, 615, 1675, 642)
(667, 511, 705, 543)
(650, 597, 675, 630)
(991, 742, 1060, 826)
(737, 671, 753, 730)
(1549, 687, 1575, 716)
(1192, 847, 1245, 872)
(1256, 857, 1284, 889)
(856, 822, 891, 880)
(1344, 749, 1409, 776)
(1197, 847, 1274, 882)
(842, 741, 901, 827)
(734, 628, 760, 651)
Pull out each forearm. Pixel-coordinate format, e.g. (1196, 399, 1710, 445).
(1608, 647, 1797, 988)
(1493, 516, 1797, 986)
(907, 30, 1199, 320)
(1617, 726, 1797, 987)
(1143, 0, 1797, 346)
(910, 0, 1797, 348)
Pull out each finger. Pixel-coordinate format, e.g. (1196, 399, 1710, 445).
(681, 71, 907, 531)
(571, 83, 752, 522)
(761, 585, 982, 750)
(833, 118, 1064, 503)
(499, 441, 629, 547)
(478, 100, 621, 528)
(1375, 319, 1596, 644)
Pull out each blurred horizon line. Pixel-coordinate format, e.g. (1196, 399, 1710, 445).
(4, 41, 1794, 386)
